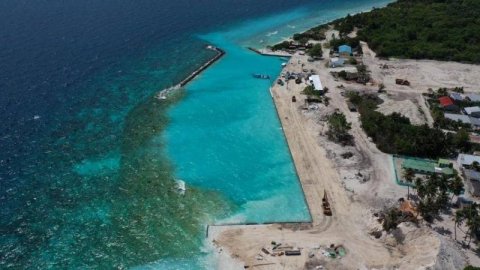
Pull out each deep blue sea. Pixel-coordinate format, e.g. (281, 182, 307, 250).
(0, 0, 392, 268)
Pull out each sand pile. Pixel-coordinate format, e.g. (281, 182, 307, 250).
(376, 98, 427, 126)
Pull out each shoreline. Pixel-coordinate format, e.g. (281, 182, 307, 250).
(210, 22, 480, 270)
(268, 85, 314, 223)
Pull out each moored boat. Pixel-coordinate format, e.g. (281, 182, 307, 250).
(252, 73, 270, 79)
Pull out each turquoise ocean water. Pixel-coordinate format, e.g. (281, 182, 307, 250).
(0, 0, 392, 269)
(165, 0, 395, 224)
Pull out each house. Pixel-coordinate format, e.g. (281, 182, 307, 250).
(309, 75, 323, 93)
(438, 96, 459, 111)
(464, 169, 480, 196)
(444, 113, 471, 125)
(466, 93, 480, 102)
(457, 154, 480, 167)
(464, 106, 480, 118)
(329, 57, 345, 68)
(450, 92, 464, 101)
(402, 158, 454, 176)
(338, 45, 352, 57)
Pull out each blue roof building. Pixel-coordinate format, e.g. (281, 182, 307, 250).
(338, 45, 352, 56)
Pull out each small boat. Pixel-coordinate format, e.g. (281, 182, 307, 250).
(252, 73, 270, 79)
(174, 179, 186, 195)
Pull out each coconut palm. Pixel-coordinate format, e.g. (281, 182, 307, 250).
(448, 175, 464, 202)
(402, 168, 415, 199)
(455, 209, 466, 241)
(464, 203, 480, 246)
(455, 203, 480, 245)
(415, 177, 426, 199)
(412, 177, 422, 198)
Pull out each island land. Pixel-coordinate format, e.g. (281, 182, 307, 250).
(210, 2, 480, 269)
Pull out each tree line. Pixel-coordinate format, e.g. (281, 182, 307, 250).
(330, 0, 480, 63)
(348, 92, 469, 158)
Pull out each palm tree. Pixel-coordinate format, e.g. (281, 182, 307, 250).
(448, 175, 464, 202)
(464, 203, 480, 246)
(402, 168, 415, 199)
(455, 203, 480, 245)
(425, 174, 439, 197)
(454, 210, 465, 240)
(412, 177, 422, 198)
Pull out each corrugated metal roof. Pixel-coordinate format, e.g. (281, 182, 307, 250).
(309, 75, 323, 91)
(457, 154, 480, 166)
(470, 117, 480, 127)
(450, 92, 464, 101)
(444, 113, 471, 124)
(464, 106, 480, 114)
(339, 45, 352, 53)
(466, 93, 480, 102)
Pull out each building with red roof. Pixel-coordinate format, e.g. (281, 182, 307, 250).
(438, 96, 459, 111)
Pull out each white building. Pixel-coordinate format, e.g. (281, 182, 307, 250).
(309, 75, 323, 92)
(464, 106, 480, 118)
(329, 57, 345, 68)
(466, 93, 480, 102)
(457, 154, 480, 167)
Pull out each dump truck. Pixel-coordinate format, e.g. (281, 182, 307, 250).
(395, 78, 410, 86)
(322, 190, 332, 216)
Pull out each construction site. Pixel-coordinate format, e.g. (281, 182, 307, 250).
(210, 27, 480, 269)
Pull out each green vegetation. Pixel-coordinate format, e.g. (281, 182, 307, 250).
(348, 92, 468, 158)
(302, 85, 319, 96)
(292, 25, 327, 42)
(334, 64, 370, 84)
(329, 37, 362, 54)
(271, 41, 291, 51)
(307, 44, 323, 57)
(330, 0, 480, 63)
(431, 105, 472, 131)
(452, 128, 471, 152)
(383, 172, 463, 230)
(326, 112, 352, 145)
(402, 168, 415, 198)
(415, 174, 463, 222)
(382, 207, 403, 231)
(455, 203, 480, 245)
(465, 266, 480, 270)
(380, 205, 417, 232)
